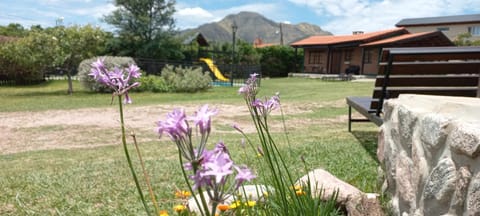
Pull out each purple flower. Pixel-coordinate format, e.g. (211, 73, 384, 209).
(200, 143, 233, 183)
(238, 86, 248, 95)
(238, 73, 259, 99)
(124, 93, 132, 104)
(127, 64, 141, 79)
(251, 95, 281, 116)
(249, 73, 259, 80)
(234, 165, 256, 186)
(190, 104, 217, 134)
(265, 95, 280, 110)
(156, 108, 188, 141)
(191, 171, 213, 190)
(232, 123, 243, 133)
(203, 155, 234, 184)
(89, 58, 141, 104)
(251, 99, 263, 108)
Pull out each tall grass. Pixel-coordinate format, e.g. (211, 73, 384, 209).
(0, 78, 379, 215)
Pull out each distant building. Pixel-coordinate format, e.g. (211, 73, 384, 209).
(253, 37, 277, 48)
(396, 14, 480, 41)
(290, 28, 452, 75)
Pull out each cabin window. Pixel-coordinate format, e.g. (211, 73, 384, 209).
(437, 27, 450, 31)
(469, 26, 480, 36)
(363, 49, 373, 64)
(309, 51, 322, 64)
(344, 49, 353, 61)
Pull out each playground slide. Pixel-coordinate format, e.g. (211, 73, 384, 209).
(199, 58, 230, 82)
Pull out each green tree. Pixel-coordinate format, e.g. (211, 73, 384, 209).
(0, 23, 27, 37)
(0, 30, 57, 84)
(104, 0, 181, 59)
(0, 25, 108, 89)
(47, 25, 109, 94)
(258, 46, 302, 77)
(236, 40, 261, 64)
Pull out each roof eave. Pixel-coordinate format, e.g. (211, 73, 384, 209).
(396, 20, 480, 27)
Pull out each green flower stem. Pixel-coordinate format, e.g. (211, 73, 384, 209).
(193, 164, 211, 216)
(118, 95, 151, 216)
(131, 133, 160, 215)
(178, 153, 208, 216)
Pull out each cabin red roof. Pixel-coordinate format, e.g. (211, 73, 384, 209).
(290, 28, 408, 47)
(361, 31, 453, 47)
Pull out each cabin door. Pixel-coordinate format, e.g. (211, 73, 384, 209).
(330, 50, 342, 74)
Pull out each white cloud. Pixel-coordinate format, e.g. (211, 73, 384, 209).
(69, 3, 117, 18)
(289, 0, 479, 34)
(174, 2, 281, 29)
(174, 7, 216, 29)
(215, 2, 280, 17)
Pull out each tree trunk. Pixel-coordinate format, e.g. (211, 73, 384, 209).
(67, 70, 73, 95)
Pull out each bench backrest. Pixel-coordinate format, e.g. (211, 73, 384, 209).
(370, 46, 480, 114)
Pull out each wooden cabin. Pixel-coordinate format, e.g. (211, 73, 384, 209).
(290, 28, 453, 75)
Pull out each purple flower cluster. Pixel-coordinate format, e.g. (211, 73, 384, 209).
(156, 105, 255, 204)
(239, 73, 281, 116)
(156, 108, 189, 142)
(188, 142, 255, 192)
(89, 58, 141, 104)
(252, 94, 280, 116)
(238, 73, 259, 101)
(156, 105, 217, 161)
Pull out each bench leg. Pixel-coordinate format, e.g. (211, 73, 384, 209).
(348, 105, 352, 132)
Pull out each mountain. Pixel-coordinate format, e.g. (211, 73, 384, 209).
(180, 11, 332, 45)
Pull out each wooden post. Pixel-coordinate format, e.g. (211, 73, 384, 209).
(360, 47, 365, 75)
(326, 47, 331, 74)
(477, 72, 480, 97)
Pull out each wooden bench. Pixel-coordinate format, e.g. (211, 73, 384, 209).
(346, 46, 480, 132)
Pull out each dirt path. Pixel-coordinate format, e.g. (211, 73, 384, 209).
(0, 100, 346, 155)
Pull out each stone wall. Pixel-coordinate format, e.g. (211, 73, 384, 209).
(378, 94, 480, 215)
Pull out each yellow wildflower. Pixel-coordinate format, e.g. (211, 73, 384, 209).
(159, 210, 169, 216)
(217, 204, 229, 211)
(173, 204, 186, 213)
(229, 201, 242, 209)
(291, 185, 302, 191)
(245, 200, 256, 207)
(175, 190, 191, 199)
(295, 189, 306, 196)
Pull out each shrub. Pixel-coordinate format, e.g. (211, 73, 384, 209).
(258, 46, 302, 77)
(78, 56, 136, 92)
(0, 31, 57, 85)
(134, 75, 171, 93)
(161, 65, 212, 93)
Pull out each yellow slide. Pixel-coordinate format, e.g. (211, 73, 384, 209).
(199, 58, 230, 82)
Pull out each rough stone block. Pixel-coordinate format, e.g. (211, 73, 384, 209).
(466, 172, 480, 214)
(397, 105, 417, 154)
(295, 168, 363, 204)
(379, 95, 480, 216)
(395, 151, 415, 212)
(422, 158, 457, 215)
(419, 113, 449, 151)
(448, 122, 480, 158)
(449, 166, 471, 215)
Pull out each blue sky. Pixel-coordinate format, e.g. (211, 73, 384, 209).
(1, 0, 479, 35)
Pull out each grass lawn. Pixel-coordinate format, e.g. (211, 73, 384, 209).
(0, 78, 379, 215)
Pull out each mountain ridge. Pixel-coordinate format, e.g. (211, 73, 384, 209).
(180, 11, 332, 45)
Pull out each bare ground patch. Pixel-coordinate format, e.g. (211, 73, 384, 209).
(1, 101, 347, 155)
